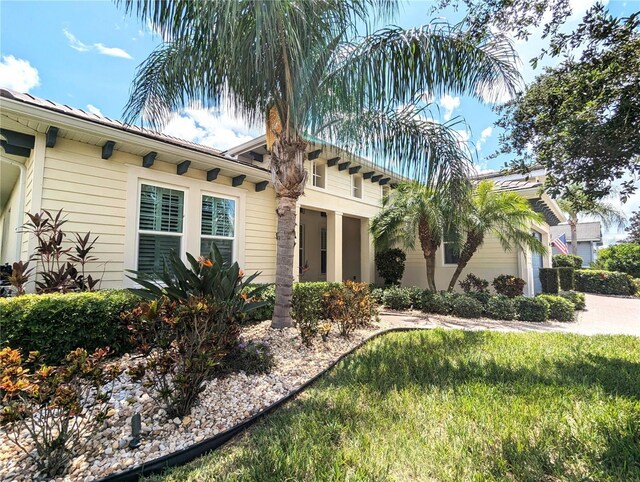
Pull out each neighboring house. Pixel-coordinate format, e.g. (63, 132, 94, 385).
(0, 88, 565, 296)
(550, 222, 603, 266)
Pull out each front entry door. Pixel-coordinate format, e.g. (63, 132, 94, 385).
(531, 231, 543, 294)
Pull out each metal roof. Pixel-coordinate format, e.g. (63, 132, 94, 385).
(550, 222, 603, 242)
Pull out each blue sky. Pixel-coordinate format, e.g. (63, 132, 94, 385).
(1, 0, 637, 243)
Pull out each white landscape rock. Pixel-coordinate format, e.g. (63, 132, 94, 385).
(0, 316, 426, 481)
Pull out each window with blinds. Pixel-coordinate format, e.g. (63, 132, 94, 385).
(137, 184, 184, 273)
(200, 195, 235, 264)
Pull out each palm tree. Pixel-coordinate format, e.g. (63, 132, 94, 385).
(370, 181, 466, 292)
(447, 180, 546, 291)
(119, 0, 520, 327)
(557, 185, 626, 255)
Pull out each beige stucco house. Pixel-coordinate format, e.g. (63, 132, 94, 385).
(1, 88, 564, 296)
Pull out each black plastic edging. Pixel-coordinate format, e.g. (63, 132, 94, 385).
(97, 327, 429, 482)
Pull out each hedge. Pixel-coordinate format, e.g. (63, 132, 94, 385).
(451, 295, 484, 318)
(0, 290, 140, 363)
(539, 268, 559, 294)
(515, 296, 550, 322)
(558, 291, 586, 310)
(557, 267, 575, 291)
(537, 295, 575, 322)
(552, 254, 583, 269)
(485, 295, 516, 320)
(575, 270, 635, 296)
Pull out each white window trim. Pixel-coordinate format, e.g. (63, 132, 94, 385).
(124, 165, 247, 287)
(311, 161, 326, 189)
(441, 240, 459, 267)
(351, 174, 362, 199)
(200, 192, 238, 262)
(135, 180, 187, 274)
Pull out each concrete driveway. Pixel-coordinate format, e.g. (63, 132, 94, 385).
(379, 293, 640, 336)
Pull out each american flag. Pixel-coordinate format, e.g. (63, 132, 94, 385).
(551, 234, 569, 255)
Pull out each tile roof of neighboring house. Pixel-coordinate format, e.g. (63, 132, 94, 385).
(550, 222, 603, 242)
(0, 88, 225, 158)
(492, 179, 542, 191)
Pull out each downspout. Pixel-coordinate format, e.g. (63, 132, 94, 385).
(0, 157, 26, 262)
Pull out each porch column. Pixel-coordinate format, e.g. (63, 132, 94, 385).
(292, 203, 301, 282)
(360, 218, 375, 283)
(327, 211, 343, 282)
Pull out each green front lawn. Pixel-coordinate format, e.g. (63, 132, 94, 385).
(151, 330, 640, 481)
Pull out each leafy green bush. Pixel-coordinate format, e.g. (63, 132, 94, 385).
(515, 296, 550, 322)
(557, 267, 575, 291)
(537, 295, 575, 322)
(575, 269, 634, 296)
(552, 254, 583, 269)
(420, 291, 451, 315)
(593, 243, 640, 278)
(0, 290, 140, 363)
(451, 295, 484, 318)
(374, 248, 406, 286)
(467, 291, 491, 305)
(458, 273, 489, 293)
(382, 286, 412, 310)
(292, 284, 325, 345)
(243, 284, 275, 322)
(485, 295, 516, 320)
(406, 286, 425, 309)
(492, 275, 526, 297)
(558, 291, 586, 310)
(125, 246, 266, 418)
(539, 268, 559, 294)
(370, 287, 385, 304)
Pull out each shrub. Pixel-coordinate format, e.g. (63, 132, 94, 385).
(220, 340, 274, 375)
(552, 254, 583, 269)
(558, 291, 586, 310)
(0, 290, 140, 364)
(375, 248, 406, 286)
(420, 291, 451, 315)
(539, 268, 559, 294)
(558, 267, 575, 291)
(575, 269, 634, 296)
(406, 286, 425, 309)
(485, 295, 516, 320)
(459, 273, 490, 293)
(451, 295, 484, 318)
(467, 291, 491, 305)
(322, 282, 373, 338)
(515, 296, 550, 322)
(292, 284, 324, 345)
(125, 246, 266, 418)
(492, 275, 526, 298)
(243, 284, 275, 322)
(537, 295, 575, 322)
(0, 347, 122, 478)
(343, 280, 376, 328)
(14, 209, 103, 294)
(382, 286, 412, 310)
(593, 243, 640, 278)
(370, 287, 385, 304)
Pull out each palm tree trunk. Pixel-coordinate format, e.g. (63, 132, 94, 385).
(447, 232, 483, 291)
(270, 136, 308, 328)
(418, 219, 438, 292)
(569, 215, 578, 255)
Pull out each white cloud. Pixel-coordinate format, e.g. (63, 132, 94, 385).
(162, 105, 260, 151)
(438, 94, 460, 121)
(0, 55, 40, 92)
(476, 84, 514, 104)
(476, 126, 493, 150)
(86, 104, 103, 116)
(63, 29, 132, 59)
(94, 44, 133, 60)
